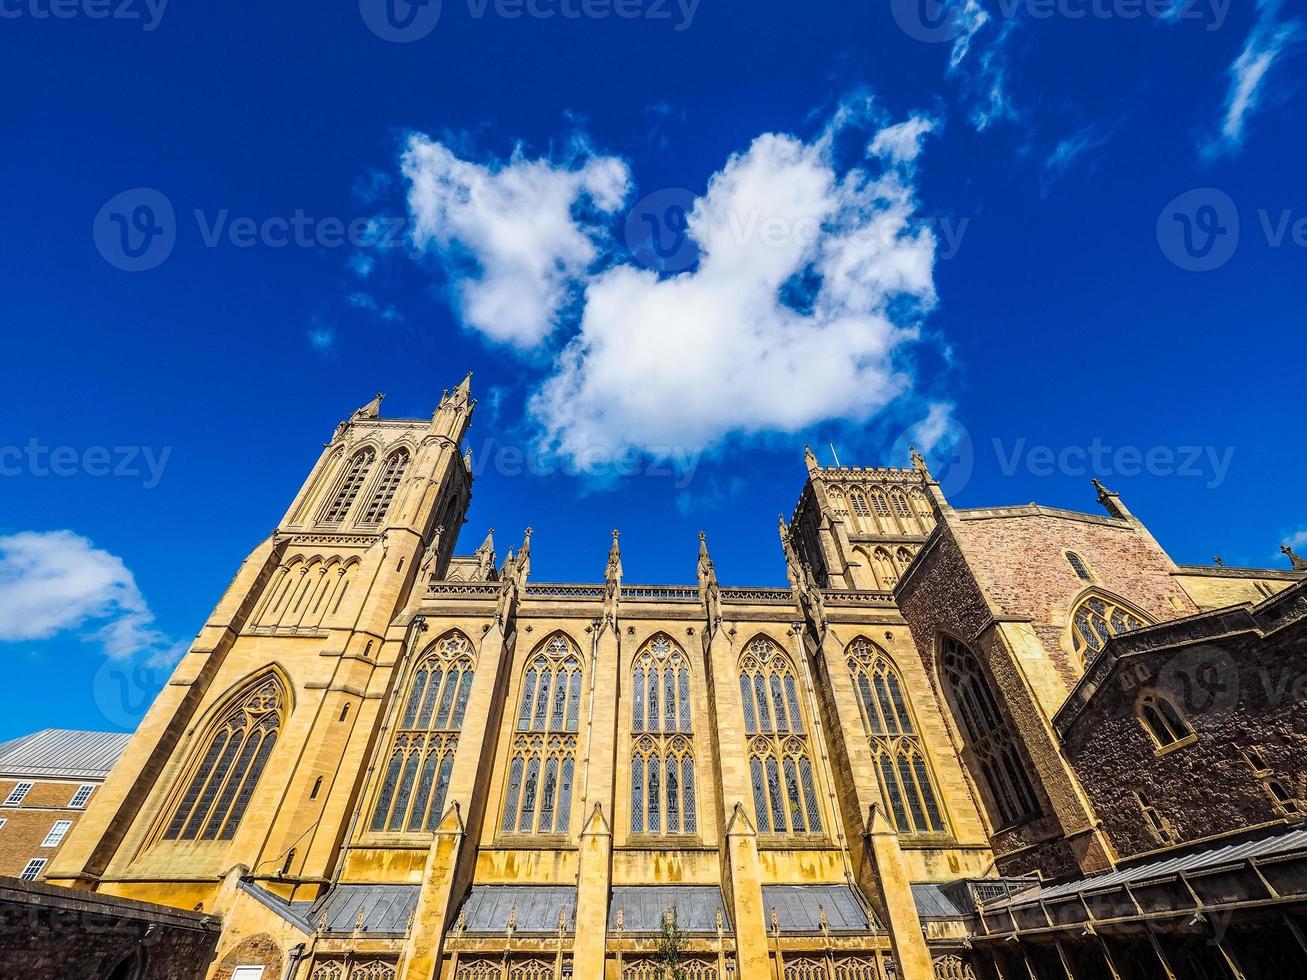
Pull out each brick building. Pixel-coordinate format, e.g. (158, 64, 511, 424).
(0, 728, 130, 881)
(33, 379, 1307, 980)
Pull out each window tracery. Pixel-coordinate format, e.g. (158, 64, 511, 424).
(1070, 593, 1150, 659)
(370, 632, 474, 833)
(740, 637, 822, 835)
(630, 635, 697, 835)
(359, 449, 410, 525)
(321, 448, 375, 524)
(847, 638, 946, 835)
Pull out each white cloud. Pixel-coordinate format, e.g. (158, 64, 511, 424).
(402, 135, 631, 348)
(528, 105, 939, 461)
(0, 531, 182, 665)
(1285, 529, 1307, 549)
(908, 402, 957, 455)
(1206, 0, 1302, 158)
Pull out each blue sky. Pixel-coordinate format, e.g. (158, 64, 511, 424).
(1, 0, 1304, 739)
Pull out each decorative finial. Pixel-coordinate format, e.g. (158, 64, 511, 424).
(909, 444, 927, 474)
(1091, 478, 1114, 501)
(1282, 545, 1307, 571)
(804, 443, 819, 474)
(1214, 555, 1226, 567)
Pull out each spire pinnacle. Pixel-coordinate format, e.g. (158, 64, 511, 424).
(606, 529, 623, 583)
(354, 392, 384, 420)
(804, 443, 819, 474)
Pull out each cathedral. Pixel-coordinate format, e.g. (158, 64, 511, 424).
(41, 376, 1307, 980)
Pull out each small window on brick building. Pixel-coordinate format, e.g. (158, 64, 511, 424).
(0, 818, 7, 831)
(3, 782, 33, 806)
(69, 784, 95, 808)
(1242, 747, 1268, 774)
(41, 819, 72, 847)
(310, 776, 323, 800)
(19, 858, 46, 881)
(1267, 781, 1300, 816)
(1065, 551, 1094, 582)
(1135, 791, 1177, 845)
(1138, 693, 1192, 749)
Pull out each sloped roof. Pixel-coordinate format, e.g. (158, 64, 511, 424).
(0, 729, 131, 779)
(458, 885, 577, 933)
(307, 884, 420, 934)
(761, 884, 876, 933)
(608, 886, 729, 933)
(989, 826, 1307, 908)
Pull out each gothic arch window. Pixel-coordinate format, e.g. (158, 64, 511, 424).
(910, 487, 932, 518)
(739, 637, 823, 836)
(872, 548, 897, 588)
(849, 491, 870, 518)
(847, 638, 946, 835)
(1137, 692, 1192, 749)
(321, 448, 375, 524)
(889, 488, 911, 519)
(869, 490, 891, 518)
(1069, 592, 1151, 661)
(630, 635, 696, 835)
(1065, 551, 1094, 582)
(370, 632, 475, 833)
(938, 635, 1040, 829)
(163, 674, 286, 842)
(359, 449, 410, 526)
(895, 546, 914, 573)
(501, 634, 583, 836)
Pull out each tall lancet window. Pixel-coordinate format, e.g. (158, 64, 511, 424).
(164, 675, 285, 842)
(630, 635, 697, 835)
(939, 635, 1040, 829)
(371, 632, 475, 833)
(847, 638, 946, 835)
(321, 448, 375, 524)
(359, 449, 410, 525)
(739, 637, 823, 836)
(501, 634, 582, 836)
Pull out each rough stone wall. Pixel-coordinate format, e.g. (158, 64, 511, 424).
(0, 877, 219, 980)
(949, 509, 1198, 688)
(1062, 626, 1307, 858)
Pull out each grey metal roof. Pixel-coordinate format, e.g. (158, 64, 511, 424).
(608, 886, 729, 933)
(308, 884, 420, 934)
(911, 883, 968, 919)
(993, 827, 1307, 908)
(761, 884, 873, 933)
(458, 885, 577, 934)
(0, 729, 131, 779)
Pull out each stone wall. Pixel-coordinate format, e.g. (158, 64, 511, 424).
(0, 876, 219, 980)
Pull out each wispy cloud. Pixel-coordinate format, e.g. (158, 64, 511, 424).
(1041, 125, 1112, 196)
(347, 291, 405, 323)
(947, 3, 1021, 132)
(307, 317, 336, 354)
(1205, 0, 1302, 159)
(0, 531, 183, 666)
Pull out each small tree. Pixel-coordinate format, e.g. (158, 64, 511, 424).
(657, 906, 687, 980)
